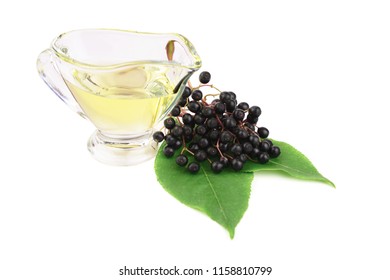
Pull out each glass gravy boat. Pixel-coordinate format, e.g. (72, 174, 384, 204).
(37, 29, 201, 165)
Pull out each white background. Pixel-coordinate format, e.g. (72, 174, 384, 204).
(1, 0, 389, 279)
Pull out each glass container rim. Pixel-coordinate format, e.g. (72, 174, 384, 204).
(50, 28, 202, 70)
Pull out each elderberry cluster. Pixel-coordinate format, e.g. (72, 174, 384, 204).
(153, 71, 281, 174)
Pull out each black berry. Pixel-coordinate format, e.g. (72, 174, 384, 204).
(233, 109, 245, 121)
(208, 129, 220, 141)
(188, 162, 200, 173)
(195, 125, 207, 136)
(163, 146, 175, 157)
(214, 102, 226, 114)
(231, 158, 244, 171)
(187, 101, 201, 113)
(220, 156, 229, 166)
(207, 146, 218, 156)
(182, 113, 193, 125)
(224, 117, 237, 129)
(182, 125, 193, 136)
(258, 152, 270, 164)
(248, 106, 261, 117)
(191, 90, 203, 101)
(178, 97, 187, 107)
(164, 117, 176, 129)
(219, 91, 232, 103)
(176, 155, 188, 166)
(182, 86, 192, 98)
(201, 106, 214, 118)
(260, 141, 271, 152)
(269, 146, 281, 158)
(220, 131, 232, 143)
(249, 135, 260, 147)
(258, 127, 269, 138)
(242, 142, 253, 153)
(198, 138, 210, 149)
(194, 150, 208, 162)
(155, 70, 280, 174)
(165, 135, 177, 146)
(189, 143, 200, 153)
(238, 154, 248, 162)
(194, 113, 205, 124)
(206, 117, 219, 129)
(171, 105, 181, 116)
(230, 143, 243, 156)
(237, 129, 249, 139)
(237, 102, 249, 110)
(171, 125, 183, 137)
(211, 161, 224, 173)
(153, 131, 164, 142)
(199, 71, 211, 84)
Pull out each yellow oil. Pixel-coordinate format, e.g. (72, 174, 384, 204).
(65, 65, 176, 135)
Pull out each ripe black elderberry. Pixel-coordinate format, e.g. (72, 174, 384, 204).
(202, 107, 214, 118)
(237, 102, 249, 110)
(195, 125, 207, 136)
(182, 113, 193, 125)
(198, 138, 210, 149)
(188, 162, 200, 173)
(194, 150, 208, 162)
(187, 101, 201, 113)
(199, 71, 211, 84)
(238, 154, 248, 162)
(231, 159, 244, 171)
(233, 109, 245, 121)
(242, 142, 253, 153)
(176, 155, 188, 166)
(230, 144, 243, 156)
(220, 131, 232, 143)
(214, 102, 226, 114)
(153, 131, 165, 142)
(258, 152, 270, 164)
(211, 161, 224, 173)
(194, 114, 205, 124)
(170, 105, 181, 116)
(182, 86, 192, 98)
(248, 106, 261, 117)
(182, 125, 193, 136)
(224, 117, 237, 129)
(249, 135, 260, 147)
(225, 100, 237, 112)
(219, 91, 231, 103)
(178, 97, 187, 107)
(188, 143, 200, 153)
(191, 90, 203, 101)
(260, 141, 271, 152)
(164, 117, 176, 129)
(208, 129, 220, 141)
(269, 146, 281, 158)
(207, 146, 218, 156)
(171, 125, 183, 138)
(163, 146, 175, 157)
(206, 118, 219, 129)
(258, 127, 269, 139)
(220, 157, 229, 166)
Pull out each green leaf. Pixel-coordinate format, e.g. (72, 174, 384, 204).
(155, 145, 253, 238)
(242, 140, 335, 187)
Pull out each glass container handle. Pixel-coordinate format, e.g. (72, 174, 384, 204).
(36, 49, 86, 118)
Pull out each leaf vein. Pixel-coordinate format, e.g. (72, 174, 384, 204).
(200, 166, 230, 230)
(269, 160, 316, 176)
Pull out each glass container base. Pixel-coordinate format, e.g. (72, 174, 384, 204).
(87, 130, 158, 166)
